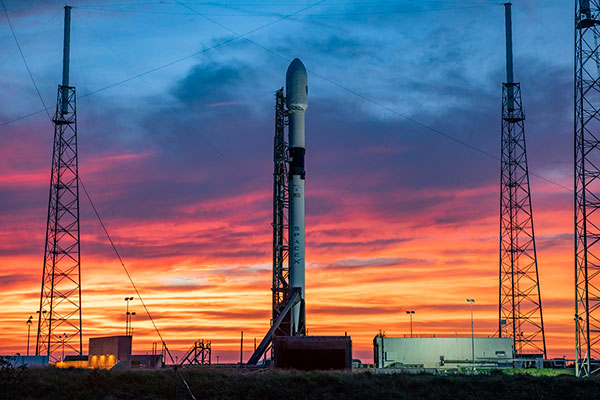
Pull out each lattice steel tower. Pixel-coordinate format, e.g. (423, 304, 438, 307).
(498, 2, 546, 358)
(36, 6, 82, 362)
(575, 0, 600, 377)
(272, 88, 292, 336)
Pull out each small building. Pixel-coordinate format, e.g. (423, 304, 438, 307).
(132, 354, 163, 369)
(55, 355, 89, 368)
(55, 336, 162, 370)
(373, 336, 512, 369)
(88, 336, 132, 369)
(273, 336, 352, 370)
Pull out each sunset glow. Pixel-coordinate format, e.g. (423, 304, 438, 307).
(0, 0, 573, 363)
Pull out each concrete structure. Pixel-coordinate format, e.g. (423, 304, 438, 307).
(132, 354, 163, 369)
(88, 336, 132, 369)
(273, 336, 352, 370)
(0, 355, 48, 368)
(373, 336, 512, 369)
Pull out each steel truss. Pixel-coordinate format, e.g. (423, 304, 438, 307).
(499, 81, 547, 358)
(272, 88, 292, 336)
(575, 0, 600, 378)
(179, 340, 211, 367)
(36, 85, 82, 362)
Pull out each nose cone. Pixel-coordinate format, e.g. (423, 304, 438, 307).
(286, 58, 308, 110)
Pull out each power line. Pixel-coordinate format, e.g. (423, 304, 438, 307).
(1, 0, 52, 121)
(0, 0, 327, 128)
(77, 3, 499, 16)
(310, 5, 504, 226)
(0, 8, 61, 68)
(75, 9, 255, 184)
(1, 0, 570, 196)
(79, 177, 173, 362)
(81, 177, 198, 400)
(176, 1, 570, 193)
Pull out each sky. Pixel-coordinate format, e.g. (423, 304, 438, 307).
(0, 0, 574, 363)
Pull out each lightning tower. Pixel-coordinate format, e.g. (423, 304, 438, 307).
(498, 2, 546, 358)
(36, 5, 82, 362)
(575, 0, 600, 377)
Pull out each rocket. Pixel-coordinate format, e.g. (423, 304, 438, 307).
(286, 58, 308, 335)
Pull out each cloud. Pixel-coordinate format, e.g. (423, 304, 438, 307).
(314, 257, 429, 272)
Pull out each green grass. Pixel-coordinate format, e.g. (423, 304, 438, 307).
(502, 368, 575, 377)
(0, 367, 598, 400)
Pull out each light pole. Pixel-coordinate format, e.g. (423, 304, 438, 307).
(405, 311, 415, 338)
(26, 316, 33, 356)
(466, 299, 475, 370)
(129, 314, 135, 337)
(35, 310, 46, 355)
(124, 297, 133, 335)
(59, 333, 68, 361)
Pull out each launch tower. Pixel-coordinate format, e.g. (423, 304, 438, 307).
(248, 59, 308, 364)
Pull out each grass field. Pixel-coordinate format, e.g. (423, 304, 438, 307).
(0, 366, 596, 400)
(502, 368, 575, 377)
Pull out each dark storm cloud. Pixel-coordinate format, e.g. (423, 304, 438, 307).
(170, 61, 255, 108)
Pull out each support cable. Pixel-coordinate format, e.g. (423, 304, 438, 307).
(74, 9, 254, 183)
(0, 3, 569, 195)
(78, 0, 328, 98)
(1, 3, 570, 195)
(1, 0, 52, 121)
(176, 0, 571, 196)
(0, 0, 327, 127)
(0, 8, 61, 68)
(79, 176, 197, 399)
(79, 177, 171, 361)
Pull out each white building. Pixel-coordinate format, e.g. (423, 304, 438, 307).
(373, 336, 513, 369)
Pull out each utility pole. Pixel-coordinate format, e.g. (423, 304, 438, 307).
(36, 5, 82, 362)
(575, 0, 600, 377)
(498, 1, 546, 359)
(467, 299, 475, 370)
(240, 331, 243, 365)
(59, 333, 68, 361)
(26, 316, 32, 356)
(405, 311, 415, 338)
(125, 297, 133, 335)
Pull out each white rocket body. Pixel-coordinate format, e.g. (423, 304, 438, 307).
(286, 58, 308, 335)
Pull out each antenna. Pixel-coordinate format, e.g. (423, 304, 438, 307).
(504, 2, 514, 110)
(61, 6, 71, 114)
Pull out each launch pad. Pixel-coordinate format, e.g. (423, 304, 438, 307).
(273, 336, 352, 370)
(246, 59, 352, 370)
